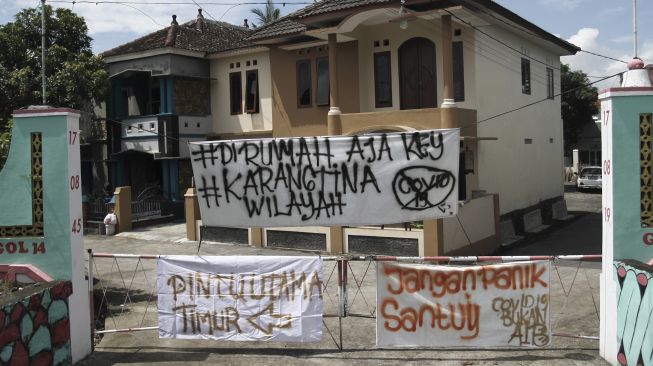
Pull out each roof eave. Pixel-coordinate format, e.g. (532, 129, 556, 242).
(463, 0, 579, 55)
(103, 48, 207, 64)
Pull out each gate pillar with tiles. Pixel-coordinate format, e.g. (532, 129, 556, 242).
(0, 107, 92, 363)
(599, 63, 653, 366)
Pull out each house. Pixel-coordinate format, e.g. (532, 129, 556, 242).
(239, 0, 578, 254)
(103, 0, 579, 255)
(101, 10, 261, 202)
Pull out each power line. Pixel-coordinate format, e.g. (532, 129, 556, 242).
(468, 5, 631, 65)
(578, 50, 627, 64)
(467, 71, 622, 129)
(445, 9, 565, 72)
(189, 0, 217, 21)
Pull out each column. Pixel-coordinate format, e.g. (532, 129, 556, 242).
(440, 14, 456, 127)
(327, 33, 342, 135)
(184, 188, 201, 241)
(326, 33, 344, 253)
(423, 14, 455, 256)
(114, 186, 132, 233)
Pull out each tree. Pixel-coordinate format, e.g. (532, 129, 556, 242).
(561, 64, 599, 154)
(250, 0, 281, 26)
(0, 120, 12, 166)
(0, 5, 108, 167)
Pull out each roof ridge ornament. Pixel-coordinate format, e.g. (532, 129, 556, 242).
(165, 15, 179, 47)
(197, 9, 205, 32)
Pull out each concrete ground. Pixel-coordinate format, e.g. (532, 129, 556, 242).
(79, 188, 607, 366)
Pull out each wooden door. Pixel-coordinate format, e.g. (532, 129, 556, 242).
(399, 37, 437, 110)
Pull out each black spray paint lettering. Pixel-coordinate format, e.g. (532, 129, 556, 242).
(392, 166, 455, 210)
(401, 131, 444, 161)
(243, 190, 346, 221)
(345, 134, 394, 163)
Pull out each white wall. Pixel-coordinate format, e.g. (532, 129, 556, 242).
(351, 17, 564, 215)
(443, 194, 496, 253)
(121, 116, 160, 153)
(351, 19, 476, 113)
(210, 51, 272, 134)
(472, 26, 565, 214)
(178, 115, 212, 158)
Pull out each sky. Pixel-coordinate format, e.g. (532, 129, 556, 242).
(1, 0, 652, 88)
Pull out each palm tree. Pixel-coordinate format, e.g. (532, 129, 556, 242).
(250, 0, 281, 26)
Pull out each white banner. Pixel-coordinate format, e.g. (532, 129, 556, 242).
(157, 256, 323, 342)
(377, 261, 551, 348)
(189, 129, 460, 227)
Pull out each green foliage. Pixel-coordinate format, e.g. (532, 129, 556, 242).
(0, 119, 13, 169)
(250, 0, 281, 26)
(0, 5, 108, 127)
(561, 64, 599, 153)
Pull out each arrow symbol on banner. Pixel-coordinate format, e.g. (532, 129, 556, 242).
(246, 303, 292, 335)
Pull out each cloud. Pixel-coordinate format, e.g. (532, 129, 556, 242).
(537, 0, 584, 12)
(562, 27, 653, 89)
(8, 0, 304, 52)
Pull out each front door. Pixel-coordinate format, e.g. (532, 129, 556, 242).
(399, 37, 437, 110)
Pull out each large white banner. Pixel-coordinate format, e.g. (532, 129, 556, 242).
(377, 261, 551, 348)
(189, 129, 460, 227)
(157, 256, 323, 342)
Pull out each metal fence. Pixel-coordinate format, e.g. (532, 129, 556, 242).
(87, 251, 601, 349)
(131, 200, 162, 221)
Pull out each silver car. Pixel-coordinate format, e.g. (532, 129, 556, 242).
(577, 166, 602, 191)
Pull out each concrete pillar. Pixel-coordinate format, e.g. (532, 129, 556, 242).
(328, 33, 340, 111)
(329, 227, 344, 253)
(113, 186, 132, 233)
(425, 14, 457, 252)
(327, 33, 343, 136)
(184, 188, 200, 241)
(422, 218, 444, 256)
(440, 14, 456, 129)
(326, 33, 345, 253)
(249, 228, 264, 248)
(441, 14, 454, 103)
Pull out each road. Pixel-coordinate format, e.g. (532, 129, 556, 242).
(501, 185, 602, 256)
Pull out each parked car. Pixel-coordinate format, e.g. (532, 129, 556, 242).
(577, 166, 602, 191)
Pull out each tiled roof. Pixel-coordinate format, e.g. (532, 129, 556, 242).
(246, 18, 307, 41)
(102, 18, 252, 58)
(247, 0, 394, 41)
(295, 0, 391, 18)
(247, 0, 578, 54)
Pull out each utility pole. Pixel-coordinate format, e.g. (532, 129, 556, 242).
(41, 0, 46, 105)
(633, 0, 638, 57)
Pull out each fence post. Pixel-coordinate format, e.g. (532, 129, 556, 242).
(184, 188, 200, 241)
(87, 249, 95, 349)
(113, 186, 132, 233)
(337, 259, 348, 318)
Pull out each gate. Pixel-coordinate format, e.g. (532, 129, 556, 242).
(87, 251, 601, 349)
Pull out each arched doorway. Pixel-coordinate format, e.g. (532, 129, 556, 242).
(398, 37, 437, 110)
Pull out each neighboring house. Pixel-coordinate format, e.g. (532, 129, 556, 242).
(570, 119, 602, 174)
(245, 0, 578, 242)
(101, 10, 260, 201)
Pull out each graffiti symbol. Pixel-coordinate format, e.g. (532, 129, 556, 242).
(392, 166, 455, 211)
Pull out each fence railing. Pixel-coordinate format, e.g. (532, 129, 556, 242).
(87, 251, 601, 349)
(131, 200, 162, 221)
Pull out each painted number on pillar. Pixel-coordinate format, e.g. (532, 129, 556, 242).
(603, 110, 610, 126)
(603, 160, 611, 175)
(71, 218, 82, 234)
(605, 207, 611, 222)
(70, 175, 80, 190)
(69, 131, 78, 145)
